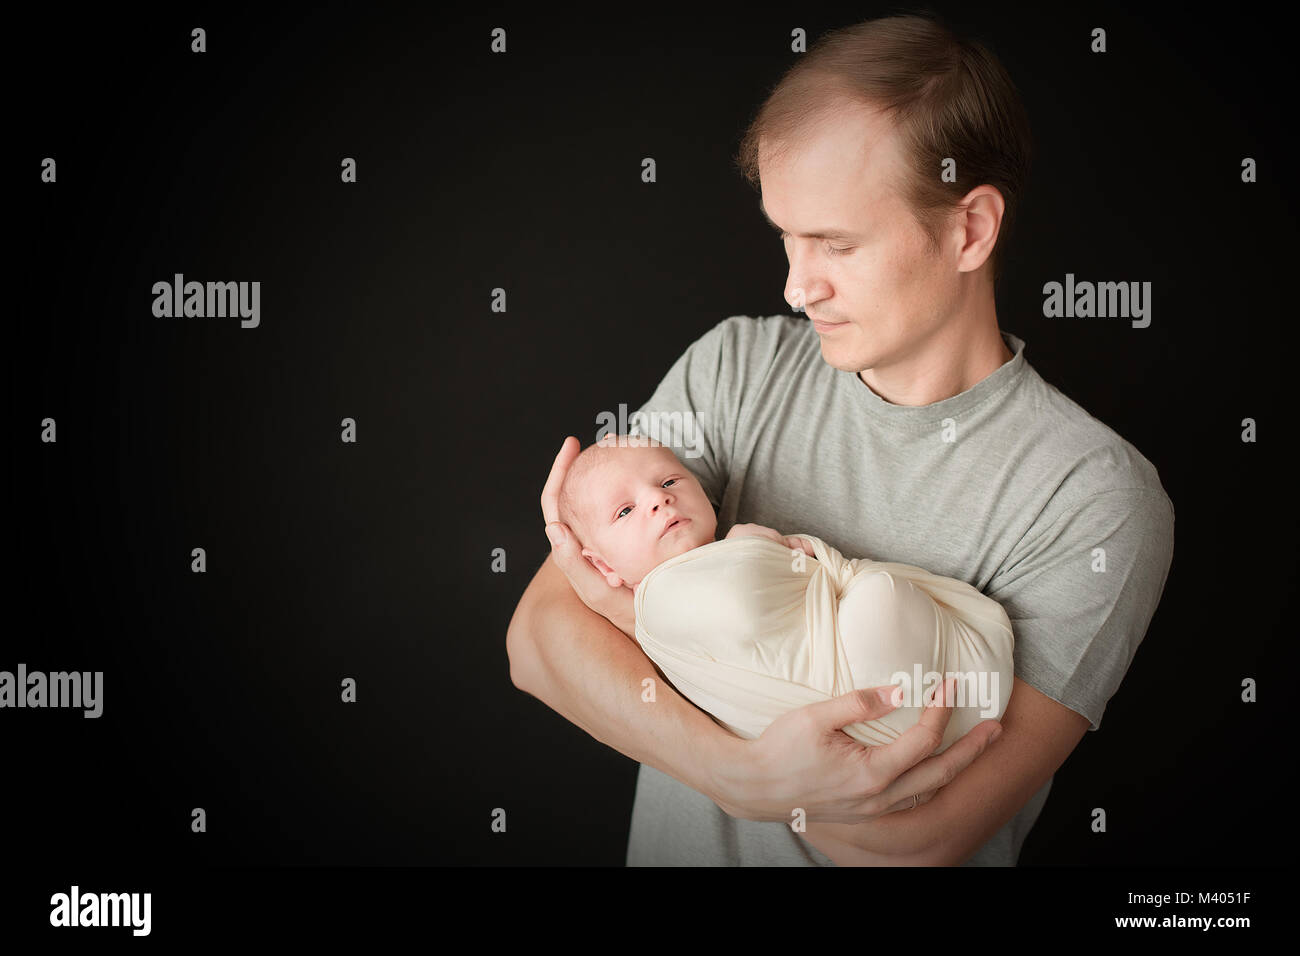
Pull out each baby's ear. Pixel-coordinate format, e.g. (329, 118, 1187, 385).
(582, 548, 624, 588)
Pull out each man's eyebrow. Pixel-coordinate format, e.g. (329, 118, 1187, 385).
(759, 199, 860, 240)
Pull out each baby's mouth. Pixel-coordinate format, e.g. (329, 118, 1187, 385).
(660, 518, 690, 538)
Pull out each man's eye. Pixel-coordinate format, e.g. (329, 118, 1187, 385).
(779, 232, 853, 255)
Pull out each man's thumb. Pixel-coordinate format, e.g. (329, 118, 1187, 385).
(820, 685, 902, 730)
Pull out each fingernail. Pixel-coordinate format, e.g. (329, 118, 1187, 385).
(989, 727, 1003, 743)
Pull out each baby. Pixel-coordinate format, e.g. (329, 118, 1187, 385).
(556, 432, 813, 592)
(556, 433, 1015, 862)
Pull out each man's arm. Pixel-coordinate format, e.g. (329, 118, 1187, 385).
(507, 552, 738, 804)
(510, 498, 1001, 826)
(815, 484, 1175, 864)
(805, 678, 1088, 864)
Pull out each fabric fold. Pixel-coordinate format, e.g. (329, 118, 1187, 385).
(634, 533, 1015, 751)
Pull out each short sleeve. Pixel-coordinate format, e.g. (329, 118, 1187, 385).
(626, 318, 739, 510)
(985, 487, 1175, 731)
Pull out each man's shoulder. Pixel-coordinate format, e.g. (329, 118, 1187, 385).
(1011, 360, 1174, 521)
(700, 313, 812, 351)
(713, 312, 807, 335)
(692, 313, 820, 379)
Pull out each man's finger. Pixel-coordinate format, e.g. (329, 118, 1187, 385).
(870, 718, 1002, 814)
(540, 436, 580, 524)
(807, 685, 905, 733)
(545, 520, 580, 568)
(881, 787, 939, 815)
(854, 677, 962, 786)
(546, 520, 606, 595)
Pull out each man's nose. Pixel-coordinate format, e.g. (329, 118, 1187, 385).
(785, 246, 829, 313)
(786, 275, 825, 313)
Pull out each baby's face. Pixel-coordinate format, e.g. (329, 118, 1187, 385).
(578, 445, 717, 588)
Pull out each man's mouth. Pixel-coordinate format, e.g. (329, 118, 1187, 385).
(811, 317, 848, 333)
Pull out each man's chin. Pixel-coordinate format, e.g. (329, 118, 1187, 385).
(817, 339, 871, 374)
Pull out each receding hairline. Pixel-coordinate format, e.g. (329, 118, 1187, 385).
(755, 93, 914, 241)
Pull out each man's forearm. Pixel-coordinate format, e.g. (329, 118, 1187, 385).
(806, 796, 1005, 865)
(805, 680, 1090, 865)
(803, 801, 963, 865)
(507, 555, 740, 804)
(804, 779, 1019, 865)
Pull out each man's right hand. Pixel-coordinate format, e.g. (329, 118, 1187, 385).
(540, 436, 637, 638)
(708, 677, 1003, 823)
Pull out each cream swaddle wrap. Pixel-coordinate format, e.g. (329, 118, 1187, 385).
(633, 532, 1014, 751)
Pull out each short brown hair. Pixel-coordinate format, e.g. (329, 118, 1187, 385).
(733, 13, 1033, 283)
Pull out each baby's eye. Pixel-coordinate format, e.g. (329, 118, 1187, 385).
(663, 478, 678, 487)
(616, 506, 632, 519)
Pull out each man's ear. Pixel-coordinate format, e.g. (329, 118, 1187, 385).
(581, 547, 624, 588)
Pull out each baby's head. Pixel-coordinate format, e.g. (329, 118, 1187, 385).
(557, 434, 718, 589)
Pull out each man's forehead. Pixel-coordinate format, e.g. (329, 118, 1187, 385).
(758, 104, 899, 219)
(762, 94, 894, 169)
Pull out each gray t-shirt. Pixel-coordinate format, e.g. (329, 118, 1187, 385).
(623, 314, 1175, 866)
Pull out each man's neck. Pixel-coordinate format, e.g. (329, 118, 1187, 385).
(856, 309, 1011, 407)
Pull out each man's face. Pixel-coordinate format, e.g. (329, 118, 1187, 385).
(759, 99, 962, 374)
(580, 445, 717, 588)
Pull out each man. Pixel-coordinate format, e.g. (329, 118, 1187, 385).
(507, 15, 1174, 865)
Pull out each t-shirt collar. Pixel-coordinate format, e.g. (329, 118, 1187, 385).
(834, 329, 1028, 427)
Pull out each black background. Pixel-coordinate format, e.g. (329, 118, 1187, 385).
(8, 0, 1295, 886)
